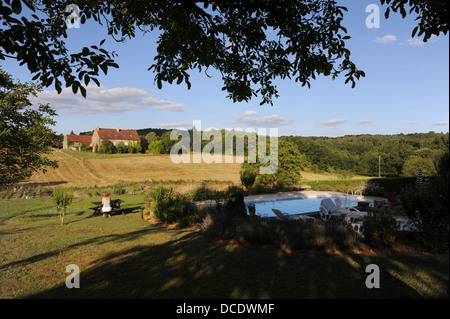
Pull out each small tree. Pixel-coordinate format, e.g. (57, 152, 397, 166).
(116, 141, 128, 154)
(100, 139, 115, 154)
(240, 162, 258, 188)
(53, 188, 73, 225)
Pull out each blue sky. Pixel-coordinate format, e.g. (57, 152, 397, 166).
(2, 0, 449, 137)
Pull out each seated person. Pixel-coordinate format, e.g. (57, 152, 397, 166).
(102, 192, 112, 217)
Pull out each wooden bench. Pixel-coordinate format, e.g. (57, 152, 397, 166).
(90, 199, 125, 216)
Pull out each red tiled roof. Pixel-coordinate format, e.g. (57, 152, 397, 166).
(66, 134, 92, 143)
(97, 128, 140, 141)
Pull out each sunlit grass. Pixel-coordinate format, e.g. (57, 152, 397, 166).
(0, 195, 448, 299)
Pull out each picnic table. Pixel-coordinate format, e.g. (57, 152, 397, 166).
(90, 199, 125, 215)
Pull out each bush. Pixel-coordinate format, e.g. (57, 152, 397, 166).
(314, 184, 333, 191)
(362, 208, 398, 249)
(145, 185, 200, 226)
(188, 183, 224, 201)
(399, 177, 449, 252)
(224, 186, 247, 217)
(201, 214, 359, 251)
(116, 142, 128, 154)
(240, 165, 257, 188)
(100, 139, 115, 154)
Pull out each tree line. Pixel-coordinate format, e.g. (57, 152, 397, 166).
(133, 127, 448, 178)
(285, 132, 449, 177)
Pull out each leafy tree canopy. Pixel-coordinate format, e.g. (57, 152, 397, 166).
(0, 69, 58, 186)
(2, 1, 447, 105)
(1, 0, 368, 105)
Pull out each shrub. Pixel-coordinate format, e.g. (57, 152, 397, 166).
(314, 184, 333, 191)
(224, 186, 247, 217)
(201, 214, 359, 251)
(399, 177, 449, 252)
(240, 165, 257, 188)
(189, 183, 224, 201)
(145, 185, 200, 226)
(362, 208, 398, 249)
(116, 142, 128, 154)
(100, 139, 115, 154)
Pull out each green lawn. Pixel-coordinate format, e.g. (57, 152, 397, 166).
(0, 195, 448, 299)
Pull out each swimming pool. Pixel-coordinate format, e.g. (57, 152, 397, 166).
(245, 196, 366, 218)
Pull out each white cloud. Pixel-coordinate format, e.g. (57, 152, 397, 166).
(404, 35, 438, 46)
(319, 119, 348, 126)
(233, 113, 295, 127)
(32, 85, 186, 114)
(243, 110, 259, 116)
(355, 119, 372, 125)
(157, 121, 193, 128)
(374, 35, 397, 44)
(432, 121, 449, 126)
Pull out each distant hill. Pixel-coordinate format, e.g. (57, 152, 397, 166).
(80, 128, 172, 137)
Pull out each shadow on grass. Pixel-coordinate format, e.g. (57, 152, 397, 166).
(23, 230, 448, 299)
(0, 226, 163, 272)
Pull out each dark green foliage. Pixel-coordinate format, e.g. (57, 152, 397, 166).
(116, 142, 128, 154)
(224, 186, 247, 217)
(201, 215, 358, 251)
(287, 133, 449, 177)
(144, 185, 202, 226)
(380, 0, 448, 41)
(362, 209, 399, 249)
(240, 164, 257, 188)
(0, 0, 366, 105)
(99, 139, 115, 154)
(399, 177, 449, 252)
(0, 69, 58, 186)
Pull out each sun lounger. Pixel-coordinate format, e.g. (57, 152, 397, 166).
(272, 209, 316, 223)
(334, 198, 367, 222)
(319, 198, 341, 219)
(395, 217, 417, 231)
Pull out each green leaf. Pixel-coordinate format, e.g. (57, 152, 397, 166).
(55, 80, 62, 93)
(157, 78, 162, 89)
(79, 85, 86, 98)
(11, 0, 22, 14)
(72, 81, 79, 94)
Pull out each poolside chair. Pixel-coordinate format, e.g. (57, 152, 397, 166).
(319, 198, 342, 219)
(349, 220, 364, 236)
(334, 198, 367, 222)
(395, 217, 417, 232)
(272, 209, 315, 222)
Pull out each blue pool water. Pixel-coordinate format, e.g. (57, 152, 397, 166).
(245, 196, 365, 218)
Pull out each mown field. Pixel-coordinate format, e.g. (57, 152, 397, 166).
(22, 149, 369, 190)
(23, 149, 243, 188)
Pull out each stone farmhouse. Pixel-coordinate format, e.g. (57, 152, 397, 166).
(91, 127, 140, 150)
(63, 131, 92, 150)
(63, 127, 140, 151)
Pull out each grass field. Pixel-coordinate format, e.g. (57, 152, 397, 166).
(3, 149, 447, 300)
(22, 149, 369, 190)
(23, 149, 243, 188)
(0, 194, 448, 299)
